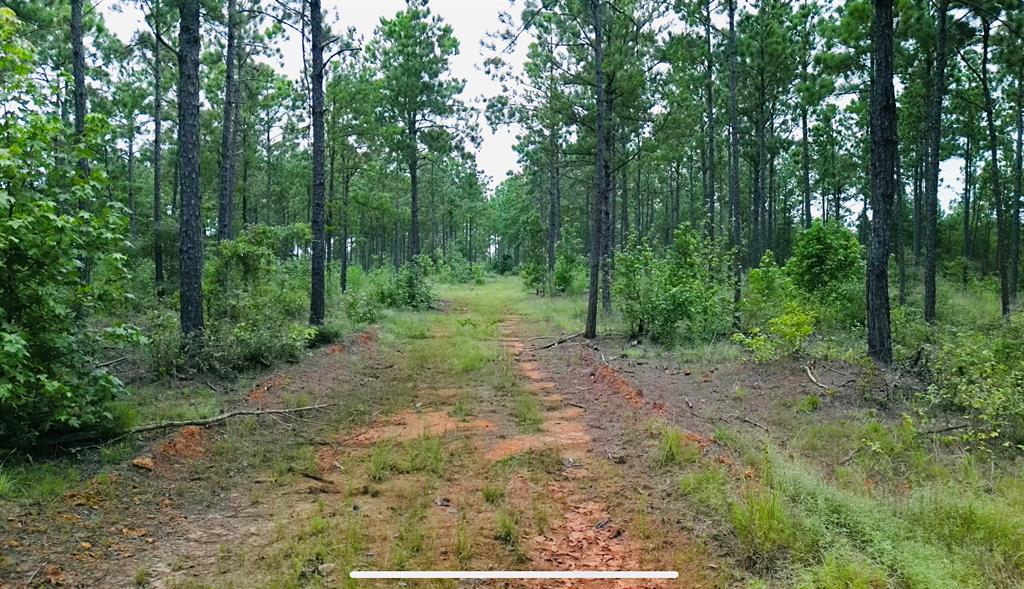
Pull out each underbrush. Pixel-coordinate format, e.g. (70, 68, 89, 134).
(663, 418, 1024, 588)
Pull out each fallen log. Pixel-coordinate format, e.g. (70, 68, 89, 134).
(531, 332, 583, 351)
(42, 403, 338, 447)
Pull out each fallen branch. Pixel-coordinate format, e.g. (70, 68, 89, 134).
(531, 332, 582, 351)
(46, 403, 338, 447)
(740, 416, 770, 433)
(804, 365, 829, 390)
(124, 403, 338, 435)
(94, 356, 129, 369)
(925, 423, 968, 435)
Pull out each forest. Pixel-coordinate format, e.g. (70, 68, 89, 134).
(1, 0, 1024, 587)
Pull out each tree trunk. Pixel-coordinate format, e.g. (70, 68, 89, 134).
(923, 0, 949, 323)
(1011, 69, 1023, 307)
(867, 0, 896, 364)
(963, 135, 972, 288)
(341, 171, 351, 292)
(71, 0, 87, 171)
(547, 130, 560, 274)
(217, 0, 239, 241)
(704, 0, 717, 244)
(152, 19, 165, 297)
(980, 21, 1009, 317)
(409, 150, 421, 260)
(802, 106, 812, 229)
(585, 0, 608, 340)
(728, 0, 741, 327)
(127, 131, 136, 239)
(309, 0, 326, 326)
(177, 0, 205, 345)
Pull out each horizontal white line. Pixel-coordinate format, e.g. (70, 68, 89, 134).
(350, 571, 679, 580)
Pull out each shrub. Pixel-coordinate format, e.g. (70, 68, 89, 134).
(343, 291, 379, 324)
(373, 260, 434, 310)
(552, 236, 583, 295)
(787, 221, 864, 296)
(0, 11, 129, 445)
(743, 252, 797, 329)
(925, 323, 1024, 446)
(733, 304, 815, 362)
(613, 227, 726, 343)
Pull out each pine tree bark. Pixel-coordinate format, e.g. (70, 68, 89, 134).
(867, 0, 896, 364)
(177, 0, 204, 345)
(728, 0, 741, 327)
(217, 0, 239, 241)
(151, 3, 165, 297)
(923, 0, 949, 323)
(71, 0, 87, 170)
(585, 0, 608, 340)
(341, 170, 351, 292)
(127, 130, 136, 238)
(980, 21, 1009, 317)
(309, 0, 326, 326)
(1011, 70, 1022, 307)
(963, 135, 972, 288)
(802, 106, 812, 229)
(704, 0, 717, 244)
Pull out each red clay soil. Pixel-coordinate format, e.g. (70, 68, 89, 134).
(497, 319, 676, 585)
(345, 410, 495, 446)
(525, 481, 668, 589)
(157, 426, 208, 460)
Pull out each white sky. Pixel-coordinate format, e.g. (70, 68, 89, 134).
(101, 0, 960, 209)
(102, 0, 526, 190)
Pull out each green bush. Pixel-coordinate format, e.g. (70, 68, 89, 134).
(552, 236, 583, 295)
(733, 304, 815, 362)
(925, 322, 1024, 446)
(373, 259, 434, 310)
(613, 227, 726, 343)
(743, 251, 797, 329)
(0, 10, 129, 445)
(343, 291, 379, 324)
(787, 221, 864, 296)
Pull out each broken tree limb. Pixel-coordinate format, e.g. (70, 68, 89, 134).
(531, 332, 582, 351)
(45, 403, 338, 447)
(123, 403, 338, 435)
(804, 365, 829, 390)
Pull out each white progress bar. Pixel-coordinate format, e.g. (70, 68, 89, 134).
(350, 571, 679, 579)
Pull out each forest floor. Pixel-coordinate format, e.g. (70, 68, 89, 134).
(1, 277, 1010, 589)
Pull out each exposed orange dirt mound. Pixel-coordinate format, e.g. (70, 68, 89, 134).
(158, 425, 209, 459)
(593, 364, 644, 406)
(346, 410, 494, 446)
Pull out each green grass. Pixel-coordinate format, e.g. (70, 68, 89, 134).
(512, 393, 544, 432)
(729, 485, 797, 572)
(678, 466, 728, 510)
(655, 428, 701, 467)
(368, 436, 447, 483)
(482, 484, 505, 505)
(494, 506, 519, 547)
(796, 394, 821, 413)
(0, 461, 80, 503)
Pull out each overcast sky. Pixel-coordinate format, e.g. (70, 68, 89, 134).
(101, 0, 960, 208)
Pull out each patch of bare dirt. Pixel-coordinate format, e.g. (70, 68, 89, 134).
(345, 410, 495, 446)
(525, 481, 667, 589)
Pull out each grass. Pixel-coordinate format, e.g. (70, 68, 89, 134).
(482, 483, 505, 505)
(0, 462, 80, 503)
(796, 394, 821, 413)
(729, 485, 796, 572)
(512, 392, 544, 432)
(655, 427, 701, 467)
(494, 506, 519, 547)
(368, 436, 446, 483)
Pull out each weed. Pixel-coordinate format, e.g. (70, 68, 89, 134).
(482, 484, 505, 505)
(134, 567, 149, 587)
(495, 507, 519, 547)
(729, 485, 795, 572)
(402, 436, 446, 476)
(797, 395, 821, 413)
(370, 443, 397, 482)
(455, 518, 474, 565)
(795, 551, 888, 589)
(656, 428, 700, 467)
(100, 440, 136, 464)
(678, 466, 728, 510)
(512, 393, 543, 432)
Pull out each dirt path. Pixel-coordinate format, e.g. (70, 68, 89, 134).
(2, 285, 728, 588)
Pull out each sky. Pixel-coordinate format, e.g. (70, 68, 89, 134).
(102, 0, 527, 190)
(100, 0, 961, 208)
